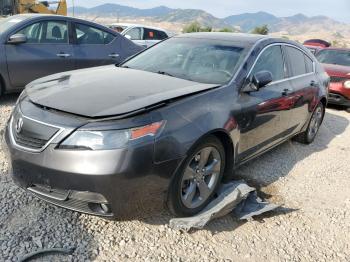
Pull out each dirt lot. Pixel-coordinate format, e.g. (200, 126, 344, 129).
(0, 94, 349, 261)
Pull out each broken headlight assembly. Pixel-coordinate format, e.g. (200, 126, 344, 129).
(58, 121, 166, 150)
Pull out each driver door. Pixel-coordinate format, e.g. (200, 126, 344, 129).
(237, 45, 294, 161)
(5, 20, 75, 88)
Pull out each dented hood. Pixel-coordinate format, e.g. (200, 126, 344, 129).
(26, 65, 218, 118)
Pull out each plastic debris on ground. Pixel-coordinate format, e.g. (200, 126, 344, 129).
(169, 180, 281, 231)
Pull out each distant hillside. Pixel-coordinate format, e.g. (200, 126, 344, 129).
(70, 3, 173, 18)
(69, 3, 350, 47)
(223, 12, 279, 32)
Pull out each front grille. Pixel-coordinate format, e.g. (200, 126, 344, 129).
(10, 108, 62, 151)
(330, 76, 347, 83)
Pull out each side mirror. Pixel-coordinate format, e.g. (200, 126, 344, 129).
(252, 71, 273, 89)
(124, 34, 132, 40)
(8, 34, 27, 44)
(242, 70, 273, 92)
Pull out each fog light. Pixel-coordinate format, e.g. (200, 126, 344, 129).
(100, 203, 111, 214)
(344, 81, 350, 89)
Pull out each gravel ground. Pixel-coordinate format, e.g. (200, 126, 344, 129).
(1, 94, 349, 261)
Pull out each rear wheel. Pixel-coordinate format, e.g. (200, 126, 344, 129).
(167, 136, 225, 217)
(294, 102, 324, 144)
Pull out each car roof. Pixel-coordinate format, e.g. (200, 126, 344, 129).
(108, 23, 167, 32)
(5, 14, 118, 35)
(175, 32, 270, 44)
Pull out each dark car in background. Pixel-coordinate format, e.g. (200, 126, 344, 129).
(0, 14, 143, 95)
(315, 48, 350, 111)
(5, 33, 329, 218)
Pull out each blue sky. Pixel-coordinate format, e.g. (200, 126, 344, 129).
(72, 0, 350, 23)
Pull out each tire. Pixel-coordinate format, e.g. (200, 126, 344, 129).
(346, 107, 350, 113)
(167, 135, 226, 217)
(294, 102, 325, 144)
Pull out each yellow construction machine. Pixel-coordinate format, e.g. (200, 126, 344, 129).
(0, 0, 67, 16)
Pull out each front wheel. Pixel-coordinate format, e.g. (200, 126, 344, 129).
(294, 102, 325, 144)
(167, 136, 225, 217)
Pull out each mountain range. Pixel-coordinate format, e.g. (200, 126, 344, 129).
(69, 3, 350, 46)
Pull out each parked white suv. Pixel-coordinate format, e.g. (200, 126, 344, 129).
(108, 23, 169, 48)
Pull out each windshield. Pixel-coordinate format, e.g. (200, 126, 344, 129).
(0, 15, 27, 34)
(316, 49, 350, 67)
(122, 37, 248, 85)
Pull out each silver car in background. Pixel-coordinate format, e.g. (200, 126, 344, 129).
(108, 23, 169, 47)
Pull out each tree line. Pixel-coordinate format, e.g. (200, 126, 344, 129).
(183, 22, 269, 35)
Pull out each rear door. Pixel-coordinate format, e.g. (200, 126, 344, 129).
(5, 20, 74, 88)
(238, 45, 295, 161)
(72, 22, 123, 69)
(283, 45, 318, 130)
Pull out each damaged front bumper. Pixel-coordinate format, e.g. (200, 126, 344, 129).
(4, 125, 183, 218)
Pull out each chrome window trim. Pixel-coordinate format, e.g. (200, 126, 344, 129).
(246, 42, 316, 86)
(9, 108, 65, 153)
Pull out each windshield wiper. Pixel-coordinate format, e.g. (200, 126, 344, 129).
(157, 71, 175, 77)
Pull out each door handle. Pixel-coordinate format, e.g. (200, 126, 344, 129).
(109, 53, 120, 58)
(282, 88, 292, 96)
(56, 53, 71, 58)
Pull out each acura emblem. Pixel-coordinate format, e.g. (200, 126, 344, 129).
(15, 117, 24, 134)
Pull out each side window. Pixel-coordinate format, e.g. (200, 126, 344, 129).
(17, 21, 68, 44)
(44, 21, 68, 43)
(126, 27, 142, 40)
(285, 46, 307, 76)
(304, 55, 314, 73)
(251, 45, 285, 82)
(16, 22, 43, 43)
(75, 23, 115, 44)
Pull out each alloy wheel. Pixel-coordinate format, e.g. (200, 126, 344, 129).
(308, 105, 323, 140)
(180, 146, 221, 209)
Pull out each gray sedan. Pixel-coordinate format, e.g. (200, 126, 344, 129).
(0, 14, 143, 95)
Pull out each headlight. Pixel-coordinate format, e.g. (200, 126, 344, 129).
(59, 121, 165, 150)
(344, 81, 350, 89)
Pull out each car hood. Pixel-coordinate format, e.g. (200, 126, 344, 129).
(322, 63, 350, 77)
(26, 65, 218, 118)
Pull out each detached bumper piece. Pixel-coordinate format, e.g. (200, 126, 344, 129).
(28, 184, 113, 217)
(328, 93, 350, 107)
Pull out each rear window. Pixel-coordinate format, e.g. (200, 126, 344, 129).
(316, 49, 350, 67)
(143, 28, 168, 40)
(285, 46, 308, 76)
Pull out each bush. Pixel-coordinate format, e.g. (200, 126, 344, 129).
(183, 22, 212, 33)
(251, 25, 269, 35)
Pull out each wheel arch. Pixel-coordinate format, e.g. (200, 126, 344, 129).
(0, 73, 5, 95)
(319, 96, 327, 123)
(185, 129, 235, 183)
